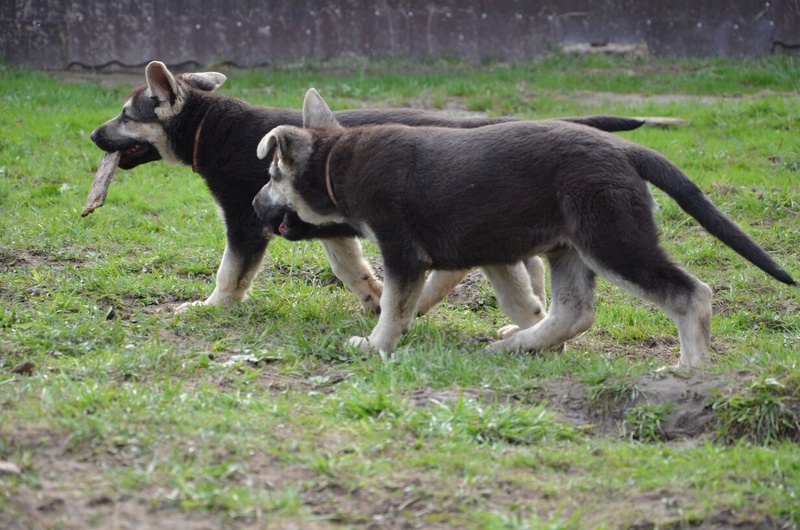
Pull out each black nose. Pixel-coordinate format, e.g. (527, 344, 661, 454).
(89, 130, 99, 144)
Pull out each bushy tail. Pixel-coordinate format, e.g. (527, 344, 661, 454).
(630, 147, 796, 286)
(564, 115, 645, 132)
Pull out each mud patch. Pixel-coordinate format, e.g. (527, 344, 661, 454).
(539, 372, 737, 439)
(404, 372, 741, 442)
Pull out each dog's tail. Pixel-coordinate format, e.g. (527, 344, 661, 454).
(630, 147, 796, 286)
(563, 116, 645, 132)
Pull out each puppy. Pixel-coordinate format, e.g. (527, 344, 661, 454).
(252, 89, 795, 370)
(91, 61, 645, 315)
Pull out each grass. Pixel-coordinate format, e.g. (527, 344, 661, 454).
(1, 54, 799, 528)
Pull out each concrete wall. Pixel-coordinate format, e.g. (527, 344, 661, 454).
(2, 1, 798, 70)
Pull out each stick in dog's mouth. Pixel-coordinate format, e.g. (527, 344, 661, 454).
(81, 151, 121, 217)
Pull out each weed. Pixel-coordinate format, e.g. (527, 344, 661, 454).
(711, 374, 800, 445)
(585, 375, 644, 417)
(622, 402, 675, 442)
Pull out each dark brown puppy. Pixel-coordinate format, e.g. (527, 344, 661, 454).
(253, 89, 795, 370)
(90, 61, 647, 315)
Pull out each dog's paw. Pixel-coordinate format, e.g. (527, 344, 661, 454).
(359, 288, 383, 315)
(346, 336, 372, 353)
(175, 300, 205, 314)
(485, 338, 566, 355)
(497, 325, 520, 339)
(655, 363, 698, 376)
(485, 338, 514, 354)
(360, 299, 382, 315)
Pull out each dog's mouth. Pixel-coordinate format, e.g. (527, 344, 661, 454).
(121, 143, 144, 156)
(118, 142, 161, 169)
(272, 210, 312, 241)
(278, 213, 289, 236)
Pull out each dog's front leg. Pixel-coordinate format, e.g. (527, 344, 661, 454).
(320, 237, 383, 313)
(176, 219, 269, 313)
(416, 258, 546, 317)
(524, 256, 547, 306)
(348, 263, 427, 354)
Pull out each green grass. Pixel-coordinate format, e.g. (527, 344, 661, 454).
(1, 54, 799, 528)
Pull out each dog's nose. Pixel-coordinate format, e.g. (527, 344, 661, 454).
(89, 130, 99, 144)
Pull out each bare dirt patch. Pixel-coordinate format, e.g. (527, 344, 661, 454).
(403, 372, 738, 442)
(1, 427, 230, 530)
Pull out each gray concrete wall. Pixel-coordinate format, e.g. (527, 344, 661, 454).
(2, 1, 798, 70)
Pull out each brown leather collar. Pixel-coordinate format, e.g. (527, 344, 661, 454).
(324, 150, 339, 209)
(191, 107, 212, 173)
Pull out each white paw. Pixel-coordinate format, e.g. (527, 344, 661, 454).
(175, 300, 206, 314)
(497, 325, 520, 339)
(485, 338, 513, 354)
(347, 336, 372, 353)
(655, 363, 697, 375)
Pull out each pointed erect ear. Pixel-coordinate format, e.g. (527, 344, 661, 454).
(179, 71, 227, 92)
(302, 88, 339, 129)
(145, 61, 179, 105)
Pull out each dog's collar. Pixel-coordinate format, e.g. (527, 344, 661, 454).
(325, 150, 340, 210)
(191, 107, 212, 173)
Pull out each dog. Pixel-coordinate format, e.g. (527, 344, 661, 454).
(252, 88, 795, 370)
(90, 60, 648, 315)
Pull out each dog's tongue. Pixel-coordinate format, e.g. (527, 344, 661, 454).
(278, 213, 289, 236)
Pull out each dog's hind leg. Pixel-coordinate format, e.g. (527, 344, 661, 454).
(416, 270, 468, 315)
(486, 250, 596, 353)
(320, 237, 383, 313)
(481, 263, 546, 339)
(580, 251, 712, 371)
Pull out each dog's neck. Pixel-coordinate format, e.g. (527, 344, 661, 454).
(191, 107, 213, 173)
(324, 150, 340, 210)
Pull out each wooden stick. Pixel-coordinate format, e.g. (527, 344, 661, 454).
(81, 151, 121, 217)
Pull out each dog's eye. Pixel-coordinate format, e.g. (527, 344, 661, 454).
(121, 111, 131, 124)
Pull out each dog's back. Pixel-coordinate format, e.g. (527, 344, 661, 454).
(333, 120, 649, 269)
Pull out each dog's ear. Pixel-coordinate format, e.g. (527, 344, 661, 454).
(145, 61, 179, 105)
(179, 71, 227, 92)
(257, 125, 310, 167)
(257, 129, 282, 161)
(302, 88, 339, 129)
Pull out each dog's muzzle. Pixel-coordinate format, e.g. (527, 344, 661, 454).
(253, 186, 286, 233)
(252, 191, 321, 241)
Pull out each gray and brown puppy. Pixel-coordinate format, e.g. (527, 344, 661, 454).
(253, 89, 795, 370)
(91, 61, 645, 315)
